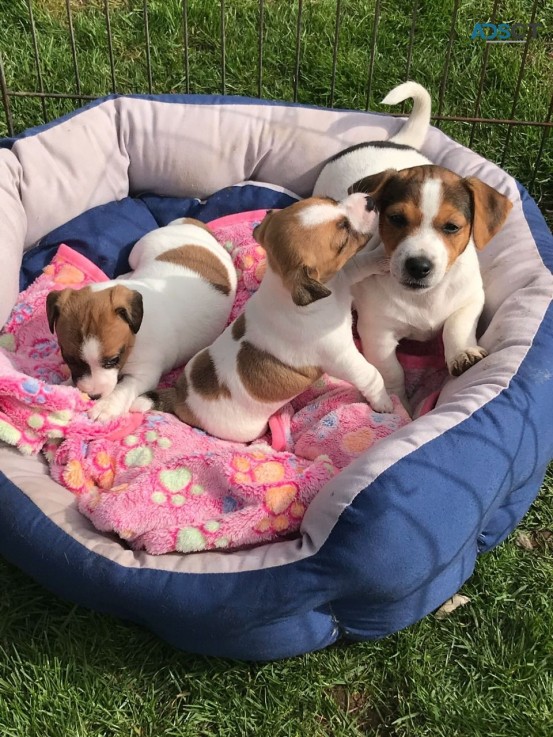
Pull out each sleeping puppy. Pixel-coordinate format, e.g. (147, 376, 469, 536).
(46, 218, 237, 422)
(313, 81, 512, 410)
(142, 195, 393, 443)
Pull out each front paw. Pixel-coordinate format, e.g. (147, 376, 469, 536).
(88, 394, 130, 422)
(368, 390, 394, 414)
(448, 346, 488, 377)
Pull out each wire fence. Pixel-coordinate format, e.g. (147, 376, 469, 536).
(0, 1, 551, 207)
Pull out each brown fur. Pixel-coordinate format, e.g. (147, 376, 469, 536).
(253, 197, 371, 306)
(180, 217, 212, 233)
(232, 312, 246, 341)
(156, 245, 231, 295)
(237, 341, 322, 403)
(46, 285, 143, 377)
(190, 349, 231, 399)
(349, 165, 511, 262)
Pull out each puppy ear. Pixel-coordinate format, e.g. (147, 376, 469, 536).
(463, 178, 513, 250)
(348, 169, 397, 207)
(112, 285, 144, 334)
(252, 210, 274, 247)
(292, 265, 332, 306)
(45, 288, 71, 333)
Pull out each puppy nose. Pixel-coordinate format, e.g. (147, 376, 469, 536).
(405, 256, 433, 280)
(88, 393, 102, 401)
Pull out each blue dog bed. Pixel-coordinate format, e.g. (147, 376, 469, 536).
(0, 94, 552, 660)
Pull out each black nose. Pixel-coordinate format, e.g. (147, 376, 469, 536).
(88, 393, 102, 401)
(405, 256, 433, 280)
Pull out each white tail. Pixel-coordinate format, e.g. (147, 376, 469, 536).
(382, 81, 432, 149)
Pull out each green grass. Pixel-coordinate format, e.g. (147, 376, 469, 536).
(0, 2, 552, 735)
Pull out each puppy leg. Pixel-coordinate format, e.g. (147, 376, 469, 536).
(323, 345, 394, 413)
(443, 298, 487, 377)
(357, 324, 409, 412)
(88, 371, 161, 422)
(342, 246, 390, 287)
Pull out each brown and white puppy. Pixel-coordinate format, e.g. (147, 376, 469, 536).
(46, 218, 237, 421)
(140, 195, 393, 443)
(348, 164, 512, 409)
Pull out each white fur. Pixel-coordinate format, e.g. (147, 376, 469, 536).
(170, 198, 393, 443)
(87, 219, 237, 421)
(313, 82, 489, 412)
(312, 81, 432, 201)
(78, 336, 119, 399)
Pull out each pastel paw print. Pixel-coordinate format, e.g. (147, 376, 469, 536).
(230, 455, 286, 486)
(151, 466, 194, 507)
(29, 337, 59, 359)
(53, 263, 85, 286)
(342, 427, 376, 455)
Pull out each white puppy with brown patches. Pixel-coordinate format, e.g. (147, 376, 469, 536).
(46, 218, 237, 422)
(144, 195, 393, 443)
(313, 81, 512, 411)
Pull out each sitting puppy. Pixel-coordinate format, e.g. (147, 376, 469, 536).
(313, 82, 512, 410)
(46, 218, 237, 422)
(144, 195, 393, 443)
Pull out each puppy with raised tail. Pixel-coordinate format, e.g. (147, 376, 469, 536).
(46, 218, 237, 422)
(313, 81, 513, 411)
(143, 195, 393, 443)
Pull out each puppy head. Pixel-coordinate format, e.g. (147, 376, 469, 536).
(253, 194, 376, 305)
(46, 284, 143, 399)
(349, 165, 512, 291)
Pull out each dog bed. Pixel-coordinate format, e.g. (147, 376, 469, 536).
(0, 94, 552, 660)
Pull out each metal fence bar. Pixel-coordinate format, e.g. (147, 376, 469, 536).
(293, 0, 303, 103)
(220, 0, 226, 95)
(329, 0, 342, 108)
(365, 0, 381, 110)
(26, 0, 47, 122)
(436, 0, 460, 128)
(65, 0, 82, 105)
(468, 0, 500, 148)
(500, 0, 540, 168)
(257, 0, 264, 98)
(103, 0, 117, 93)
(529, 93, 553, 191)
(143, 0, 153, 94)
(401, 1, 418, 113)
(182, 0, 190, 94)
(5, 89, 553, 131)
(0, 54, 14, 137)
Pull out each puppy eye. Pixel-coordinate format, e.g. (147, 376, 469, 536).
(338, 218, 350, 231)
(442, 222, 461, 234)
(387, 213, 407, 227)
(102, 356, 120, 369)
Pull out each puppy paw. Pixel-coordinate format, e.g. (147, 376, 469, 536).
(448, 346, 488, 377)
(369, 391, 394, 414)
(88, 394, 131, 422)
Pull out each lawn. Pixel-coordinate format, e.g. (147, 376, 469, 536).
(0, 1, 552, 735)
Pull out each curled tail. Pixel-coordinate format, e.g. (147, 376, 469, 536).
(382, 81, 432, 149)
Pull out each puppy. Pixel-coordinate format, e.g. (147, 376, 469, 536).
(46, 218, 237, 422)
(144, 195, 393, 443)
(313, 82, 512, 410)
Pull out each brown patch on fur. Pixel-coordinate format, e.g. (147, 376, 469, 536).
(180, 217, 213, 233)
(46, 285, 142, 380)
(448, 346, 488, 377)
(237, 341, 322, 403)
(157, 245, 231, 296)
(232, 312, 246, 341)
(190, 349, 231, 399)
(253, 198, 371, 306)
(462, 177, 513, 249)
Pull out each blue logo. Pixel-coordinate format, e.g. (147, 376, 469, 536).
(471, 22, 543, 43)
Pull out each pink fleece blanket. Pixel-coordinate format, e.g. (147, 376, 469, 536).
(0, 211, 448, 554)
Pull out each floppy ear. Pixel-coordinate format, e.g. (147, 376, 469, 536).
(292, 265, 332, 306)
(463, 177, 513, 250)
(252, 210, 274, 247)
(112, 285, 144, 334)
(45, 288, 71, 334)
(348, 169, 397, 207)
